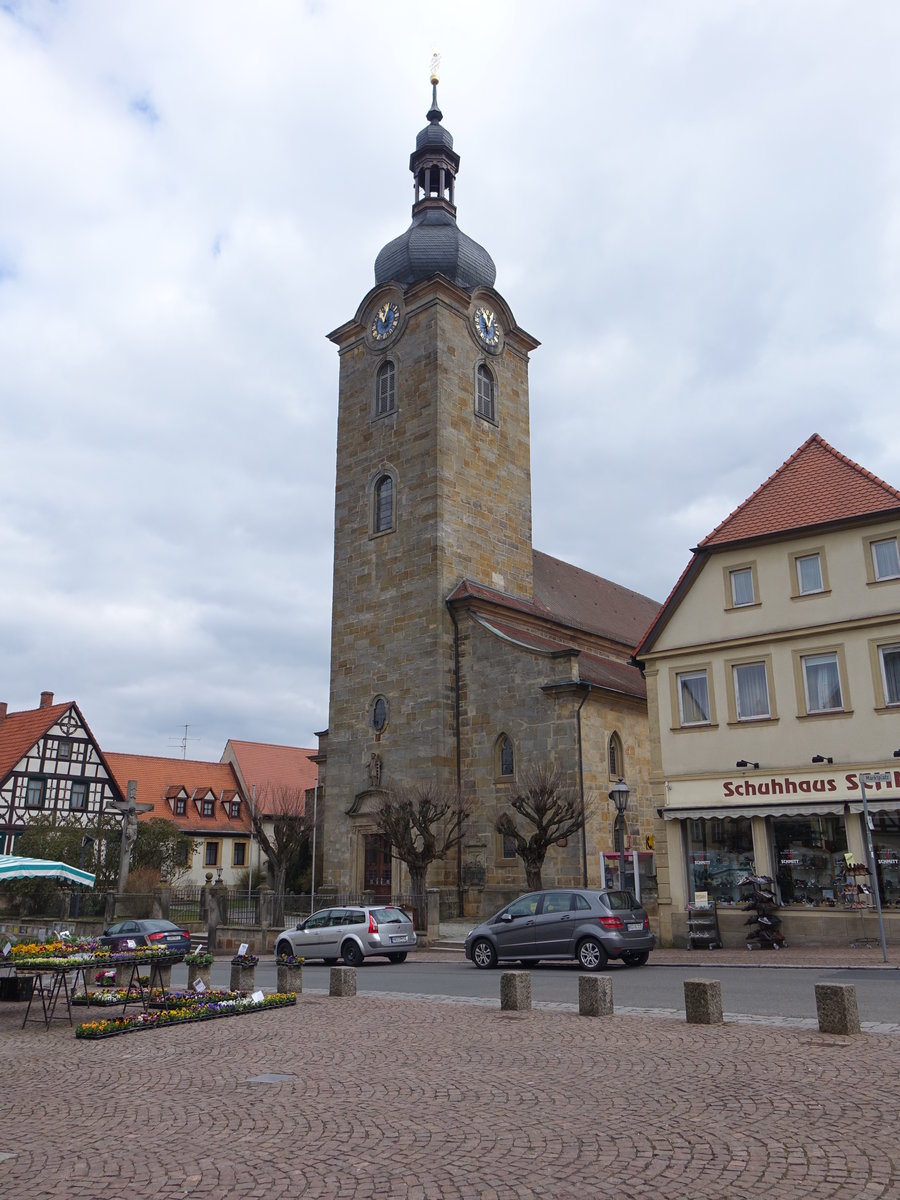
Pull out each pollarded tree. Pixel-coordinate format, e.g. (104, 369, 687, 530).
(495, 765, 591, 890)
(251, 783, 316, 922)
(375, 784, 470, 928)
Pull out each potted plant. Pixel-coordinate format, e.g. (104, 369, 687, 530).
(229, 951, 258, 992)
(186, 950, 214, 990)
(276, 952, 304, 994)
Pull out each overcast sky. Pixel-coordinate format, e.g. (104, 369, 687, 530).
(2, 1, 899, 759)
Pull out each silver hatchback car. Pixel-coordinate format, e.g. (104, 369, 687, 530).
(465, 888, 654, 970)
(274, 904, 417, 966)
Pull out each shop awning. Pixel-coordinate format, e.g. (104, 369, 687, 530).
(0, 855, 95, 886)
(662, 802, 850, 821)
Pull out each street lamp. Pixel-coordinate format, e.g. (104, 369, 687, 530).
(608, 779, 631, 893)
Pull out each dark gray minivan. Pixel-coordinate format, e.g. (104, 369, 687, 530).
(464, 888, 654, 970)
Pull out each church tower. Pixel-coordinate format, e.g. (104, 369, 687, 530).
(319, 69, 540, 895)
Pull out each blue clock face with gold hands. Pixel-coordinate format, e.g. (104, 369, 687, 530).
(474, 306, 500, 346)
(372, 301, 400, 341)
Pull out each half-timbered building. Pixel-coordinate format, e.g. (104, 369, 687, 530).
(0, 691, 124, 852)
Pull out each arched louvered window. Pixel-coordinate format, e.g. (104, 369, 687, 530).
(374, 474, 394, 533)
(476, 363, 495, 421)
(376, 360, 395, 416)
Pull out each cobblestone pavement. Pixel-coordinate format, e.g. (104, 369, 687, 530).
(1, 987, 899, 1199)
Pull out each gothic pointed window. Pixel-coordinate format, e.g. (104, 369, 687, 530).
(374, 474, 394, 533)
(476, 363, 495, 422)
(608, 732, 623, 780)
(376, 360, 396, 416)
(499, 736, 514, 777)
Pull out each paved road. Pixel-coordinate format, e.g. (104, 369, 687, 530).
(1, 985, 898, 1198)
(177, 959, 900, 1028)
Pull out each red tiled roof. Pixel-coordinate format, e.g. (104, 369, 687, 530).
(221, 740, 317, 817)
(448, 550, 660, 649)
(699, 434, 900, 548)
(0, 701, 73, 778)
(105, 752, 250, 833)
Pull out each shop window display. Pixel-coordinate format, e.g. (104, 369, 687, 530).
(773, 815, 847, 906)
(871, 815, 900, 907)
(686, 816, 754, 905)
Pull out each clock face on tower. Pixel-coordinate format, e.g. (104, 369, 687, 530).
(473, 305, 501, 347)
(371, 301, 400, 342)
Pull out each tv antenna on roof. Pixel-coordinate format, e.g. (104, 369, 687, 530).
(168, 723, 200, 760)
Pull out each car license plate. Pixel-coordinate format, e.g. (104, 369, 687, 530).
(627, 922, 643, 932)
(390, 935, 408, 944)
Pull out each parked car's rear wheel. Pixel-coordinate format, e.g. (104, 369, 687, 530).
(276, 940, 294, 959)
(387, 952, 407, 964)
(341, 941, 364, 968)
(577, 937, 608, 971)
(471, 938, 498, 969)
(622, 951, 649, 967)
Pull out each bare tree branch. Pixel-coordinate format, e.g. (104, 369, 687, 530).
(496, 765, 591, 889)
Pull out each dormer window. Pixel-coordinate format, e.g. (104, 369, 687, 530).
(175, 798, 186, 816)
(230, 800, 240, 818)
(202, 799, 214, 818)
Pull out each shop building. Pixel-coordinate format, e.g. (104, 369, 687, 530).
(635, 434, 900, 946)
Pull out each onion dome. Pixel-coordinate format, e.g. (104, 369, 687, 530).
(374, 71, 496, 292)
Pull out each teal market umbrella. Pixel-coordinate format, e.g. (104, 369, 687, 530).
(0, 855, 95, 887)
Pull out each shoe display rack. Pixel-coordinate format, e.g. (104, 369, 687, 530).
(686, 900, 722, 949)
(741, 874, 785, 950)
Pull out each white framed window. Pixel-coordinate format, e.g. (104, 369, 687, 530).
(678, 671, 711, 726)
(733, 662, 770, 720)
(802, 653, 843, 713)
(729, 567, 755, 607)
(872, 537, 900, 581)
(879, 645, 900, 706)
(202, 798, 215, 817)
(796, 553, 824, 594)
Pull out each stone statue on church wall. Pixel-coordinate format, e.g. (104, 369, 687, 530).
(367, 753, 383, 789)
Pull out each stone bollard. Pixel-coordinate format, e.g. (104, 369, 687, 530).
(500, 971, 532, 1012)
(230, 964, 256, 992)
(188, 962, 212, 991)
(815, 983, 861, 1035)
(579, 974, 614, 1017)
(277, 964, 303, 994)
(329, 966, 357, 997)
(152, 964, 172, 993)
(684, 978, 724, 1025)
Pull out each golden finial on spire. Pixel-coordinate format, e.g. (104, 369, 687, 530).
(430, 50, 441, 86)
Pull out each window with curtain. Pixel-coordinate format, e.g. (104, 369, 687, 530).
(796, 553, 824, 594)
(802, 653, 843, 713)
(872, 537, 900, 580)
(374, 474, 393, 533)
(881, 645, 900, 705)
(476, 363, 495, 421)
(376, 360, 395, 416)
(69, 781, 88, 811)
(733, 662, 770, 719)
(678, 671, 710, 725)
(730, 568, 755, 606)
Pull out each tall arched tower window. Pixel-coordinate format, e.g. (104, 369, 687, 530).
(374, 474, 394, 533)
(475, 363, 495, 422)
(496, 733, 514, 778)
(376, 360, 396, 416)
(608, 731, 623, 780)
